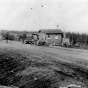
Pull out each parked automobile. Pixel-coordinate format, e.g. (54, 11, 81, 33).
(24, 34, 34, 44)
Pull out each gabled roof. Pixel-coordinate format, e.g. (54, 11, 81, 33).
(39, 29, 63, 34)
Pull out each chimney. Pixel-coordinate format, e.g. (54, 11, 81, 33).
(57, 25, 59, 29)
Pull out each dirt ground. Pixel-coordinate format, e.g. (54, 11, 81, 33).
(0, 40, 88, 88)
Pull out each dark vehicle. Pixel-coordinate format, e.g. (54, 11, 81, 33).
(24, 34, 34, 44)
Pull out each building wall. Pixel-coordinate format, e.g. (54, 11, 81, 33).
(46, 34, 62, 44)
(39, 33, 46, 41)
(38, 32, 63, 45)
(32, 34, 38, 40)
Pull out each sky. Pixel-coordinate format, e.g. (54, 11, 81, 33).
(0, 0, 88, 33)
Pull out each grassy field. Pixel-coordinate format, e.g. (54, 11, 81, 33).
(0, 40, 88, 88)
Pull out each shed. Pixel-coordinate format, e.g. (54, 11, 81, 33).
(38, 29, 63, 45)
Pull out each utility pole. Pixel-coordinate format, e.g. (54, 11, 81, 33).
(63, 25, 66, 38)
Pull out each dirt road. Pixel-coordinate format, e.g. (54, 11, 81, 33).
(2, 40, 88, 67)
(0, 40, 88, 88)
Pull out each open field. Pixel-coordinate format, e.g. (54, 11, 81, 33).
(0, 40, 88, 88)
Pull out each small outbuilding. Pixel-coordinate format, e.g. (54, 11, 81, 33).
(38, 29, 64, 45)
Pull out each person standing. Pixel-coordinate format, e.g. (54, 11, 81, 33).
(22, 33, 26, 43)
(5, 32, 9, 43)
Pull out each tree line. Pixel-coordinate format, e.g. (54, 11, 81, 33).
(1, 32, 26, 41)
(1, 30, 88, 46)
(66, 32, 88, 45)
(1, 32, 16, 40)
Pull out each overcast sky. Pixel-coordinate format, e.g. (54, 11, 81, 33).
(0, 0, 88, 33)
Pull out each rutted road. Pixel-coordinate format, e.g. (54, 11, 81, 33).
(6, 41, 88, 68)
(0, 41, 88, 88)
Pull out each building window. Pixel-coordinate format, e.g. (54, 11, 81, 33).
(55, 36, 58, 39)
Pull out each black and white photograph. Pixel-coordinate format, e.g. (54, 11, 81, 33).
(0, 0, 88, 88)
